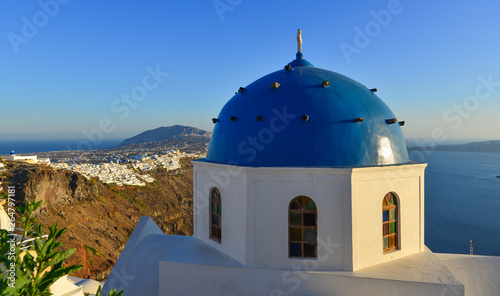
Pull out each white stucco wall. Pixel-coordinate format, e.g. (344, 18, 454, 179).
(12, 155, 38, 163)
(159, 260, 464, 296)
(250, 169, 351, 271)
(193, 164, 249, 264)
(193, 161, 354, 270)
(436, 253, 500, 296)
(104, 215, 471, 296)
(0, 202, 11, 231)
(351, 163, 426, 271)
(192, 161, 426, 272)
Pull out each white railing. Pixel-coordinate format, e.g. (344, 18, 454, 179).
(10, 228, 49, 251)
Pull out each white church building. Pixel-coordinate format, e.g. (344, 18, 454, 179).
(102, 31, 500, 296)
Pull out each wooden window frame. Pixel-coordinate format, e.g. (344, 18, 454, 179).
(210, 187, 221, 243)
(289, 196, 317, 259)
(382, 192, 398, 253)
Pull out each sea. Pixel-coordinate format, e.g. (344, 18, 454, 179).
(0, 139, 122, 154)
(415, 150, 500, 256)
(1, 140, 499, 256)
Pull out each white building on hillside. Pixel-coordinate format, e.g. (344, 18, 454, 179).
(0, 151, 44, 164)
(102, 32, 500, 296)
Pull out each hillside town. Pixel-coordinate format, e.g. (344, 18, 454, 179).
(51, 162, 156, 186)
(51, 152, 183, 186)
(0, 148, 204, 187)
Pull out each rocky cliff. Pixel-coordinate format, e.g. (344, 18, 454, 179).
(2, 159, 194, 281)
(9, 163, 99, 212)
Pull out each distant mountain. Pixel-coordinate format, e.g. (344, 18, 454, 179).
(408, 140, 500, 153)
(118, 125, 211, 147)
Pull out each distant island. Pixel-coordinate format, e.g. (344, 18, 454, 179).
(408, 140, 500, 153)
(118, 125, 211, 148)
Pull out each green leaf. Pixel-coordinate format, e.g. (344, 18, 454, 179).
(37, 265, 83, 292)
(95, 286, 125, 296)
(17, 205, 26, 215)
(12, 275, 31, 292)
(23, 252, 36, 273)
(36, 224, 43, 238)
(1, 200, 86, 296)
(34, 200, 43, 210)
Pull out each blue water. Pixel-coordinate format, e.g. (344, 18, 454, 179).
(415, 151, 500, 256)
(0, 139, 122, 154)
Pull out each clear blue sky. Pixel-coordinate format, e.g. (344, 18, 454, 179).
(1, 0, 499, 144)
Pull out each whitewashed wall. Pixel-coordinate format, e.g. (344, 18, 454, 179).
(193, 161, 426, 272)
(351, 164, 426, 271)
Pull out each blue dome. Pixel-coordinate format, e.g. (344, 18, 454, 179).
(205, 53, 409, 167)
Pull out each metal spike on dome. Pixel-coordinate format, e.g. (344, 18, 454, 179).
(238, 87, 247, 93)
(285, 64, 293, 71)
(230, 116, 237, 121)
(256, 116, 264, 121)
(271, 82, 280, 89)
(370, 88, 378, 92)
(322, 80, 330, 88)
(399, 121, 405, 126)
(302, 115, 309, 122)
(355, 117, 364, 122)
(386, 118, 397, 124)
(212, 118, 219, 124)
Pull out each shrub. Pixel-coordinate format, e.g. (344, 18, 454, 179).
(0, 200, 124, 295)
(0, 200, 82, 295)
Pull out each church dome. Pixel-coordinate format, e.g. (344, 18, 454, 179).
(206, 46, 409, 167)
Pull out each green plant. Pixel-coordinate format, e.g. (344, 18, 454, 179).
(95, 286, 124, 296)
(85, 245, 105, 258)
(96, 196, 107, 204)
(0, 200, 82, 296)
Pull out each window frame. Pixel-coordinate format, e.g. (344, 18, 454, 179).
(382, 192, 398, 253)
(210, 187, 221, 243)
(288, 196, 317, 259)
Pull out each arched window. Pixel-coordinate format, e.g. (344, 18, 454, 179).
(210, 187, 221, 242)
(289, 196, 317, 258)
(383, 192, 398, 252)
